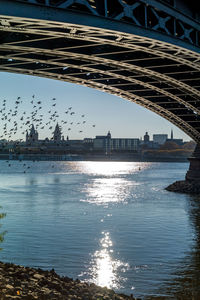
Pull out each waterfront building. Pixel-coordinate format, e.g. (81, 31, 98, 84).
(144, 132, 150, 144)
(26, 124, 38, 144)
(83, 138, 94, 152)
(93, 131, 112, 154)
(142, 130, 183, 148)
(111, 138, 139, 152)
(53, 123, 62, 142)
(93, 131, 139, 154)
(140, 132, 159, 149)
(13, 126, 186, 156)
(153, 134, 168, 145)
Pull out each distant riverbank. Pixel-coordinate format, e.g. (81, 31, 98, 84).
(0, 153, 189, 162)
(81, 154, 189, 162)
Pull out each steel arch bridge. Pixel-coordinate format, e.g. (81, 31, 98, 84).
(0, 0, 200, 142)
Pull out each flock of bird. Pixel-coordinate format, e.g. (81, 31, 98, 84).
(0, 95, 96, 141)
(0, 95, 96, 172)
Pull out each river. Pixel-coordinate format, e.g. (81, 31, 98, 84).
(0, 160, 199, 299)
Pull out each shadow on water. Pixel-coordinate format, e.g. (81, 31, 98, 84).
(0, 207, 6, 250)
(171, 194, 200, 300)
(151, 194, 200, 300)
(0, 206, 6, 250)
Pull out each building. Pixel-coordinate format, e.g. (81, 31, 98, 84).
(93, 131, 139, 154)
(26, 124, 38, 144)
(140, 132, 160, 149)
(93, 131, 112, 154)
(144, 132, 150, 144)
(153, 134, 168, 145)
(53, 123, 62, 142)
(24, 123, 88, 154)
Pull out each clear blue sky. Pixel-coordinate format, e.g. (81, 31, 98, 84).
(0, 72, 191, 142)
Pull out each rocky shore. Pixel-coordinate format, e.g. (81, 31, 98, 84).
(166, 180, 200, 194)
(0, 261, 136, 300)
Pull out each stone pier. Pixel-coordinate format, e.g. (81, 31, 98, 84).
(166, 144, 200, 194)
(185, 144, 200, 182)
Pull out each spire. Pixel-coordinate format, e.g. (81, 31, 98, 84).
(53, 123, 62, 141)
(171, 129, 173, 140)
(26, 124, 38, 143)
(30, 124, 36, 134)
(26, 130, 28, 143)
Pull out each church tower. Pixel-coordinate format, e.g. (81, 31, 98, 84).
(26, 124, 38, 144)
(107, 131, 111, 139)
(144, 132, 150, 144)
(26, 131, 29, 143)
(53, 123, 62, 142)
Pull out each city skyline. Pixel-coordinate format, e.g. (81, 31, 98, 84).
(23, 123, 184, 143)
(0, 72, 191, 142)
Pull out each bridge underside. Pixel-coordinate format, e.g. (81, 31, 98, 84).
(0, 2, 200, 142)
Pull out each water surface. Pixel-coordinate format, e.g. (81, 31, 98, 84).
(0, 161, 199, 298)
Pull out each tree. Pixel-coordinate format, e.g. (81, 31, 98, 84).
(182, 141, 196, 151)
(160, 141, 179, 150)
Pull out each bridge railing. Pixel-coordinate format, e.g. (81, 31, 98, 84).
(12, 0, 200, 47)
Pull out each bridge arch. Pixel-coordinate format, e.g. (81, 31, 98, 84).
(0, 0, 200, 141)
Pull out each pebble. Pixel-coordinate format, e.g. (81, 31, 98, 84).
(33, 273, 44, 280)
(5, 284, 14, 289)
(0, 261, 136, 300)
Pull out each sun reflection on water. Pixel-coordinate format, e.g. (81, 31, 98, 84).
(77, 162, 151, 205)
(80, 232, 129, 289)
(82, 177, 134, 205)
(77, 161, 144, 176)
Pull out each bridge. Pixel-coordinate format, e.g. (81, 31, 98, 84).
(0, 0, 200, 181)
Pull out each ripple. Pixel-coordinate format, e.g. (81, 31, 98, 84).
(79, 232, 129, 289)
(81, 177, 134, 205)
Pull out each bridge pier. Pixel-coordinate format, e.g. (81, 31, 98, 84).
(166, 144, 200, 193)
(186, 144, 200, 182)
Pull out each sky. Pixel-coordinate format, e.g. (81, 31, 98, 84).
(0, 72, 191, 142)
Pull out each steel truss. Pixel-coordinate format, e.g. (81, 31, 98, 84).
(0, 1, 200, 141)
(14, 0, 200, 48)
